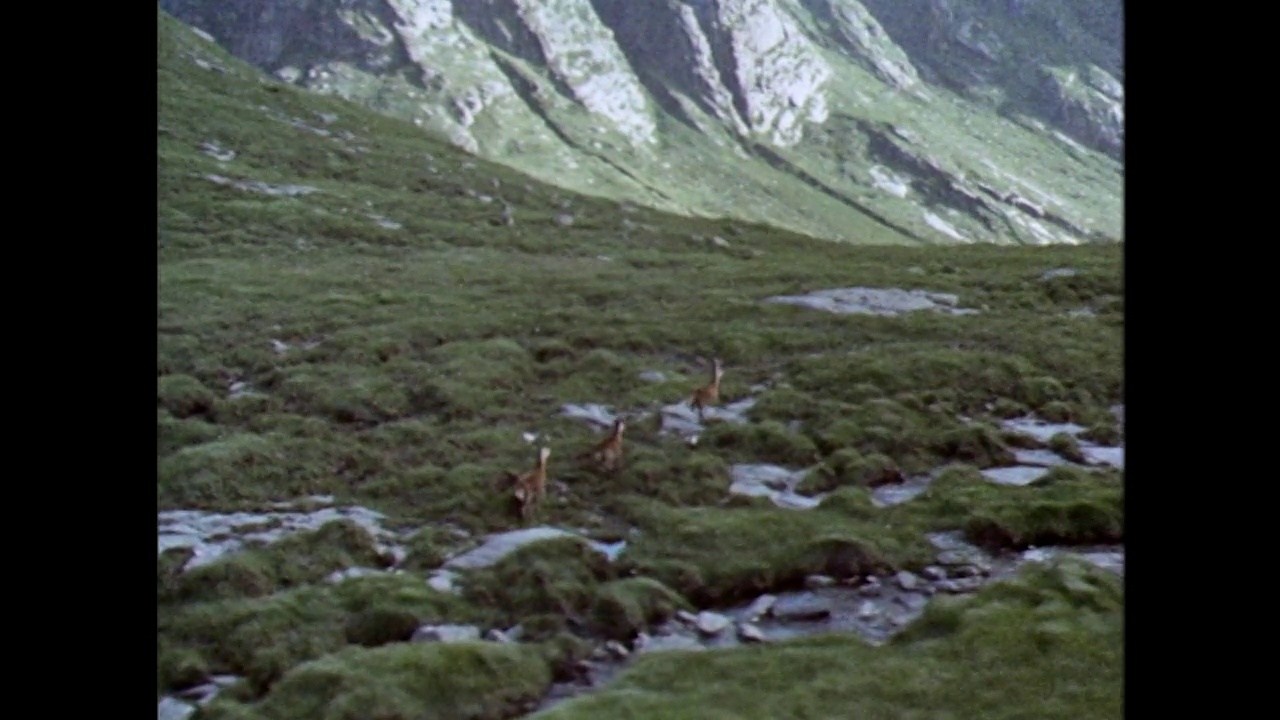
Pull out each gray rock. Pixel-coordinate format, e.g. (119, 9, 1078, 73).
(857, 600, 879, 619)
(442, 527, 618, 570)
(763, 287, 978, 317)
(695, 611, 732, 636)
(936, 577, 985, 594)
(895, 571, 920, 591)
(771, 593, 831, 622)
(638, 634, 705, 654)
(737, 622, 767, 643)
(158, 697, 195, 720)
(981, 465, 1051, 486)
(744, 594, 777, 621)
(805, 574, 836, 589)
(1040, 267, 1078, 281)
(412, 624, 481, 643)
(604, 640, 630, 659)
(922, 566, 947, 581)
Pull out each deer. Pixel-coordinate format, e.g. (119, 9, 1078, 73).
(578, 416, 626, 473)
(507, 446, 551, 521)
(687, 357, 724, 422)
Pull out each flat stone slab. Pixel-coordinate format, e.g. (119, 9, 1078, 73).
(729, 463, 825, 510)
(762, 287, 979, 316)
(442, 527, 626, 571)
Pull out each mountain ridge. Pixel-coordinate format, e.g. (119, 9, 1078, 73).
(158, 0, 1123, 246)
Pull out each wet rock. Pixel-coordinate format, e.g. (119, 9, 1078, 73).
(922, 566, 947, 581)
(771, 593, 832, 622)
(427, 569, 459, 593)
(159, 696, 195, 720)
(858, 576, 883, 596)
(637, 634, 705, 654)
(728, 463, 825, 510)
(1080, 445, 1124, 469)
(805, 574, 836, 589)
(1012, 448, 1072, 467)
(857, 600, 879, 619)
(604, 640, 630, 659)
(1001, 416, 1087, 444)
(695, 611, 732, 636)
(485, 628, 513, 643)
(743, 594, 777, 621)
(895, 593, 929, 611)
(737, 623, 767, 643)
(936, 577, 987, 594)
(895, 571, 920, 591)
(412, 624, 481, 643)
(442, 527, 622, 570)
(981, 465, 1051, 486)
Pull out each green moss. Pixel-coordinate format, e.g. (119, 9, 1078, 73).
(589, 577, 692, 640)
(801, 450, 903, 493)
(159, 373, 218, 418)
(213, 641, 552, 720)
(460, 537, 617, 636)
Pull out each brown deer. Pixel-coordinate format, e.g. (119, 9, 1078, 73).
(508, 446, 551, 521)
(578, 416, 626, 472)
(688, 357, 724, 422)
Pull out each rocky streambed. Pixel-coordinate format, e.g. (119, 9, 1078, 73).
(530, 531, 1124, 713)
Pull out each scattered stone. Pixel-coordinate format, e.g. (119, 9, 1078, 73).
(895, 571, 920, 591)
(935, 577, 985, 594)
(805, 574, 836, 589)
(604, 640, 630, 659)
(412, 624, 481, 643)
(1040, 268, 1078, 281)
(204, 174, 319, 197)
(763, 287, 980, 317)
(711, 236, 730, 248)
(325, 567, 382, 584)
(556, 214, 575, 226)
(694, 611, 731, 636)
(744, 594, 777, 621)
(485, 629, 513, 643)
(922, 566, 947, 581)
(638, 370, 666, 383)
(316, 112, 339, 124)
(771, 593, 832, 622)
(199, 141, 235, 162)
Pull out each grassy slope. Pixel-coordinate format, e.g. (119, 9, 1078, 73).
(158, 7, 1121, 718)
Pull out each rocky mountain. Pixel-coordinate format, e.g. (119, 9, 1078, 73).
(157, 0, 1123, 246)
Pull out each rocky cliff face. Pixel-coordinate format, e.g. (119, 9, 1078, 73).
(158, 0, 1123, 245)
